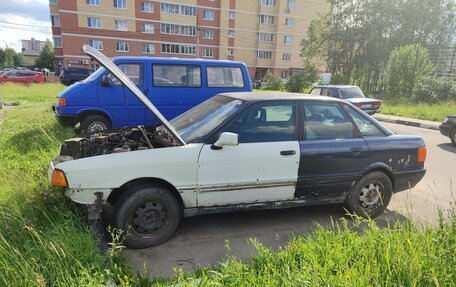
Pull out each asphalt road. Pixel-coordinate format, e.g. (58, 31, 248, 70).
(125, 122, 456, 278)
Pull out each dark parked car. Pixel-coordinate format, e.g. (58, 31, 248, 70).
(439, 115, 456, 146)
(311, 85, 381, 115)
(59, 67, 93, 86)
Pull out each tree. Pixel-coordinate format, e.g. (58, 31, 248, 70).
(383, 44, 435, 100)
(264, 71, 283, 90)
(285, 63, 317, 93)
(35, 39, 55, 70)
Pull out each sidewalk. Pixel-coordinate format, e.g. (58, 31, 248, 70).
(374, 114, 441, 130)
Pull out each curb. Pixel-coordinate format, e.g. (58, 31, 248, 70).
(374, 115, 440, 131)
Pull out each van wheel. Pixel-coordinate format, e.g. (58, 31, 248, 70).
(80, 115, 111, 133)
(114, 183, 181, 248)
(345, 171, 392, 218)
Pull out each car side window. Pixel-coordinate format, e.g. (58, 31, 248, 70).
(304, 102, 357, 140)
(207, 66, 244, 88)
(153, 64, 201, 87)
(219, 103, 296, 143)
(107, 64, 143, 87)
(345, 106, 386, 137)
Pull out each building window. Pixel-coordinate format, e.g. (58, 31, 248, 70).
(160, 23, 195, 36)
(91, 64, 100, 70)
(160, 3, 196, 16)
(87, 17, 101, 28)
(202, 49, 213, 58)
(53, 36, 62, 48)
(203, 10, 214, 20)
(115, 42, 129, 52)
(181, 5, 197, 16)
(181, 25, 196, 36)
(161, 44, 196, 55)
(228, 30, 235, 38)
(49, 0, 58, 5)
(86, 0, 99, 5)
(141, 23, 154, 34)
(50, 15, 60, 27)
(282, 53, 291, 61)
(181, 45, 196, 55)
(203, 29, 214, 39)
(258, 32, 274, 43)
(284, 36, 293, 45)
(115, 20, 128, 31)
(142, 44, 155, 54)
(113, 0, 126, 9)
(141, 2, 154, 13)
(285, 18, 294, 27)
(228, 49, 234, 56)
(256, 50, 273, 59)
(282, 71, 289, 78)
(259, 14, 275, 24)
(229, 11, 236, 19)
(259, 0, 276, 7)
(88, 40, 103, 50)
(287, 0, 296, 10)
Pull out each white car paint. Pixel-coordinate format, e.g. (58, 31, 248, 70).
(197, 141, 300, 206)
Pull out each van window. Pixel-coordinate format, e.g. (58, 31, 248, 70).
(107, 63, 143, 86)
(207, 66, 244, 88)
(153, 64, 201, 87)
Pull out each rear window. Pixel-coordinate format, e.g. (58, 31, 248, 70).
(339, 87, 365, 99)
(310, 88, 321, 95)
(153, 64, 201, 87)
(207, 66, 244, 88)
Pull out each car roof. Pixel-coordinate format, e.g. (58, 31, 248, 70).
(313, 85, 359, 89)
(112, 56, 245, 66)
(219, 92, 346, 103)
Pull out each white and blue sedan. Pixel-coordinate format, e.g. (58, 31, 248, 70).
(50, 46, 426, 248)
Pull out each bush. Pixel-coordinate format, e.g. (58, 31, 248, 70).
(285, 64, 317, 93)
(413, 76, 456, 104)
(264, 71, 283, 90)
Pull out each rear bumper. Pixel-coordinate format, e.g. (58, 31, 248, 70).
(393, 169, 426, 193)
(439, 123, 452, 137)
(364, 109, 381, 115)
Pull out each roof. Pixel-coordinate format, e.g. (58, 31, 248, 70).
(111, 56, 245, 66)
(219, 92, 345, 103)
(21, 49, 40, 56)
(313, 85, 359, 89)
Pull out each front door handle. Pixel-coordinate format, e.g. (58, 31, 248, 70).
(351, 147, 362, 156)
(280, 150, 296, 156)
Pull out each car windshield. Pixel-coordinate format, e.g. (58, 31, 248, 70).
(339, 87, 365, 99)
(83, 67, 106, 83)
(170, 95, 246, 143)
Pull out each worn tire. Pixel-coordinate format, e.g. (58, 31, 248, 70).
(450, 128, 456, 146)
(114, 183, 181, 248)
(345, 171, 392, 218)
(80, 115, 111, 133)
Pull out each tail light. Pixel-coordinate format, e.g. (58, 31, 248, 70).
(354, 103, 363, 108)
(372, 102, 381, 109)
(58, 97, 66, 106)
(417, 147, 427, 163)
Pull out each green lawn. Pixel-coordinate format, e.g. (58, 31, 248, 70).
(382, 102, 456, 122)
(0, 83, 455, 286)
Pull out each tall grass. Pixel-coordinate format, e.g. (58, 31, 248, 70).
(381, 102, 456, 122)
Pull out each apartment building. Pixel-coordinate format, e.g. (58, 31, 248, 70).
(49, 0, 328, 79)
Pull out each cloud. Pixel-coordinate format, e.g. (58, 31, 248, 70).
(0, 0, 50, 22)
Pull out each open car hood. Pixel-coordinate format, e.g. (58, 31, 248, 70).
(82, 45, 186, 145)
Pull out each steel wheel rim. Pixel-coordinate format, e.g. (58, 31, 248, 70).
(87, 121, 107, 132)
(359, 181, 384, 211)
(131, 201, 166, 234)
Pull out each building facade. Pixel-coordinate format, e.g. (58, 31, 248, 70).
(49, 0, 328, 79)
(21, 38, 46, 54)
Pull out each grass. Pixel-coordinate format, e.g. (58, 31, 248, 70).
(0, 83, 455, 286)
(381, 102, 456, 122)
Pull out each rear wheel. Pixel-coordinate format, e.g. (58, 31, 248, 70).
(114, 183, 181, 248)
(80, 115, 111, 133)
(345, 171, 392, 218)
(450, 128, 456, 146)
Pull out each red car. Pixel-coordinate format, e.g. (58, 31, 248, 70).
(0, 70, 45, 84)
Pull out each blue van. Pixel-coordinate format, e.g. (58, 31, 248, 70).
(53, 57, 252, 132)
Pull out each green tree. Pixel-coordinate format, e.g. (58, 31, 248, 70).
(285, 63, 317, 93)
(264, 71, 283, 90)
(2, 48, 17, 68)
(35, 39, 55, 70)
(383, 44, 435, 100)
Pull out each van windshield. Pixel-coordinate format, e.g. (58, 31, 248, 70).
(83, 67, 106, 83)
(170, 95, 245, 143)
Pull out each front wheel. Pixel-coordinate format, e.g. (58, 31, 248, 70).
(80, 115, 111, 133)
(345, 171, 393, 218)
(115, 184, 181, 248)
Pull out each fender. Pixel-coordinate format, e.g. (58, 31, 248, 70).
(358, 161, 394, 183)
(76, 108, 116, 127)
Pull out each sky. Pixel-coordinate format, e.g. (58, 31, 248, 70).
(0, 0, 52, 51)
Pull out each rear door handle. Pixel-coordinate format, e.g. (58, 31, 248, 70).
(280, 150, 296, 156)
(351, 147, 362, 156)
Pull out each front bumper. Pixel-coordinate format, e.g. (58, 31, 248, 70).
(439, 123, 453, 137)
(393, 169, 426, 193)
(53, 108, 77, 127)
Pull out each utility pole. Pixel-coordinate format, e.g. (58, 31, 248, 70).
(196, 10, 200, 58)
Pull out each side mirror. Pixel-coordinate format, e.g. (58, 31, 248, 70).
(211, 132, 239, 150)
(101, 75, 111, 87)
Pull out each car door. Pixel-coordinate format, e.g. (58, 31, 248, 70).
(296, 101, 369, 199)
(197, 101, 300, 207)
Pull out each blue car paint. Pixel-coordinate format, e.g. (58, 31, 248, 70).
(55, 57, 252, 128)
